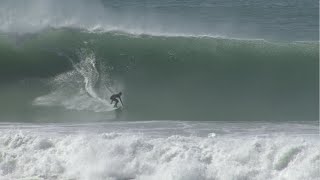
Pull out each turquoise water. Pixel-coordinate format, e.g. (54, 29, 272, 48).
(0, 30, 318, 121)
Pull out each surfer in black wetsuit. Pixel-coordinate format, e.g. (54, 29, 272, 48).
(110, 92, 123, 108)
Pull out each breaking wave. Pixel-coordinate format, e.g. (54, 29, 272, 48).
(0, 29, 318, 121)
(0, 126, 319, 180)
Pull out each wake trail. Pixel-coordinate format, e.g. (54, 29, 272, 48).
(33, 49, 121, 112)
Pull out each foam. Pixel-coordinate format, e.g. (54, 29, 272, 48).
(0, 129, 318, 180)
(33, 49, 121, 113)
(0, 0, 253, 40)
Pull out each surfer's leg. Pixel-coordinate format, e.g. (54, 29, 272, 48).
(114, 99, 119, 107)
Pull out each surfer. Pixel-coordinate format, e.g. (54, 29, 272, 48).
(110, 92, 123, 108)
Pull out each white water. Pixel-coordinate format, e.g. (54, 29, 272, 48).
(0, 0, 195, 36)
(1, 0, 317, 41)
(33, 50, 122, 113)
(0, 121, 319, 180)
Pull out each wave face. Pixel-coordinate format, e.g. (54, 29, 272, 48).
(0, 29, 318, 121)
(0, 121, 319, 180)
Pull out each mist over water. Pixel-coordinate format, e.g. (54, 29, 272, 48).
(0, 0, 318, 40)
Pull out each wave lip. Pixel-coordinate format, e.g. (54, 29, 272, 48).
(0, 0, 318, 41)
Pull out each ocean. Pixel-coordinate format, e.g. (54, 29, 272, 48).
(0, 0, 319, 179)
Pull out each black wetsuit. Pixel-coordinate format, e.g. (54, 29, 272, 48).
(110, 93, 122, 107)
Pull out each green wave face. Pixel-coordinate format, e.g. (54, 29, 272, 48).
(0, 29, 318, 121)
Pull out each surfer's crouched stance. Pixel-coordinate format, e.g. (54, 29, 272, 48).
(110, 92, 123, 108)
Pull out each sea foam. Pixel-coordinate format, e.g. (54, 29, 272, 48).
(0, 129, 318, 180)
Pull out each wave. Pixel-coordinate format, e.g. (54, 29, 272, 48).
(0, 0, 318, 41)
(0, 29, 318, 121)
(0, 0, 231, 37)
(0, 124, 319, 180)
(33, 49, 119, 113)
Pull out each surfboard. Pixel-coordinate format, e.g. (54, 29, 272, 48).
(111, 106, 123, 111)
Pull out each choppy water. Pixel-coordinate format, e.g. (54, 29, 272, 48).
(0, 121, 319, 180)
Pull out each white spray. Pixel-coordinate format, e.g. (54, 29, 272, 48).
(33, 49, 121, 112)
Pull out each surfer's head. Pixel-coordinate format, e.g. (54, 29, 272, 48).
(118, 92, 122, 96)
